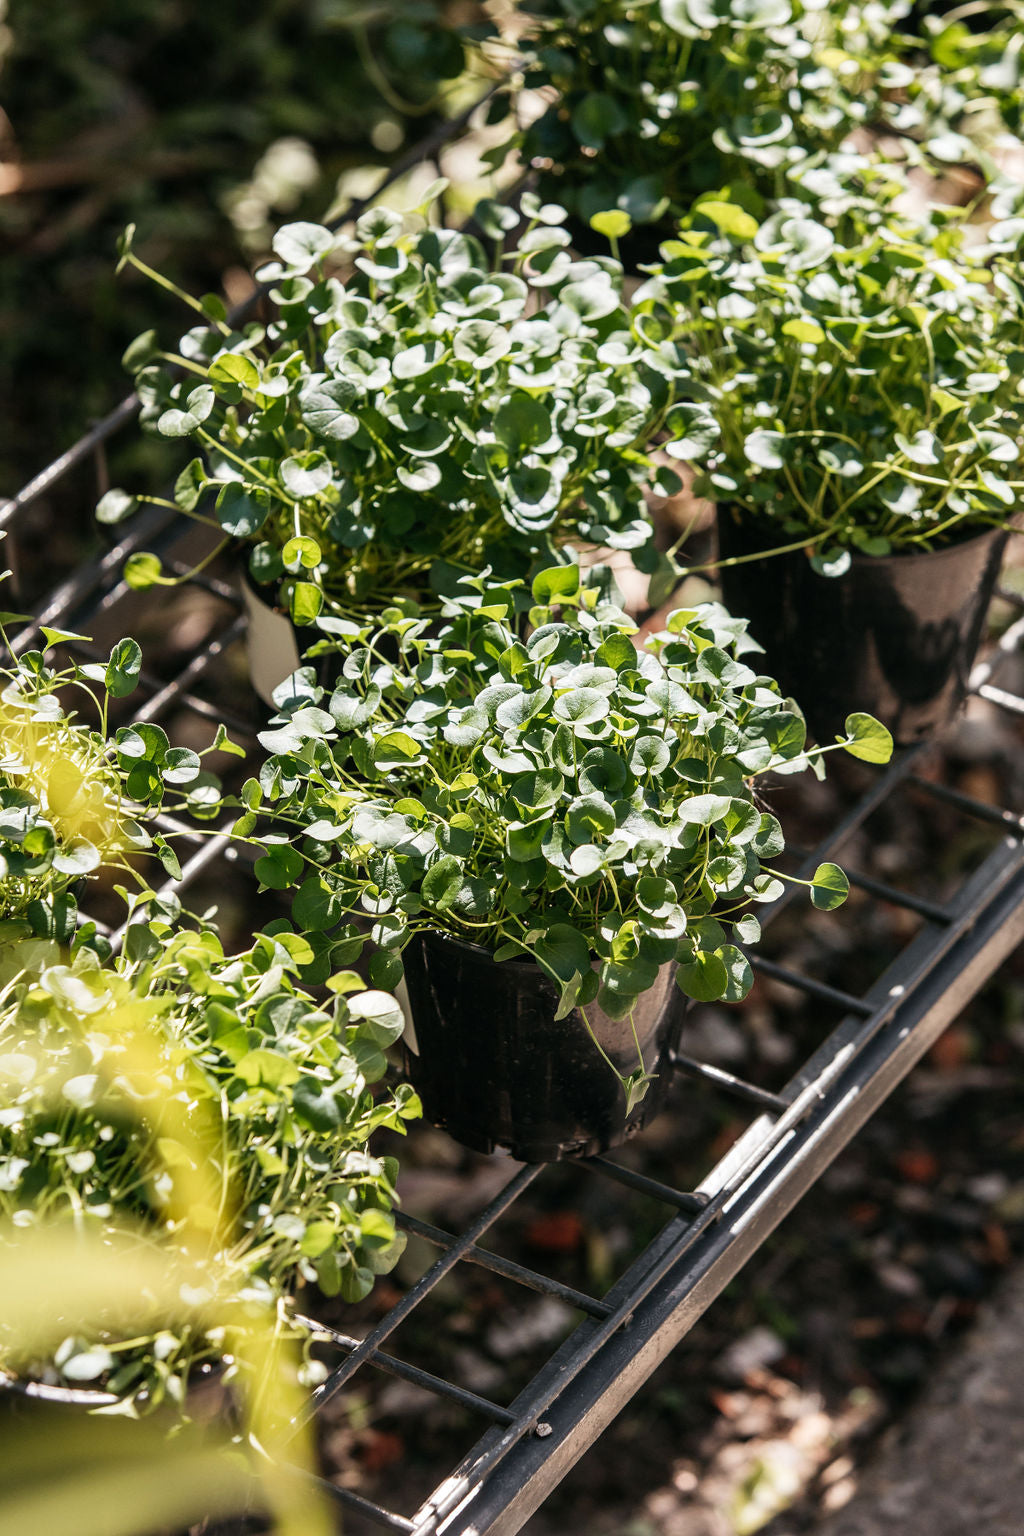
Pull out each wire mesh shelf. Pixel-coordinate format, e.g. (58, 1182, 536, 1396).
(6, 433, 1024, 1534)
(3, 102, 1024, 1531)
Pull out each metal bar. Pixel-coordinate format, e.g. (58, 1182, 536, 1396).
(830, 867, 951, 924)
(293, 1315, 515, 1424)
(107, 829, 234, 949)
(907, 774, 1024, 835)
(11, 504, 180, 655)
(65, 634, 256, 741)
(668, 1052, 789, 1114)
(784, 845, 953, 924)
(748, 954, 875, 1015)
(295, 1164, 544, 1426)
(757, 740, 930, 929)
(131, 614, 247, 724)
(978, 681, 1024, 716)
(781, 828, 1024, 1104)
(161, 564, 243, 608)
(0, 396, 141, 530)
(436, 855, 1024, 1536)
(969, 608, 1024, 690)
(584, 1157, 707, 1215)
(395, 1213, 613, 1319)
(321, 1478, 417, 1533)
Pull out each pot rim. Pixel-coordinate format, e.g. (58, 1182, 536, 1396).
(415, 926, 545, 970)
(721, 509, 1013, 571)
(414, 928, 682, 990)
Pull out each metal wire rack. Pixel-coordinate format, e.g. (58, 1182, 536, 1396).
(4, 102, 1024, 1535)
(6, 432, 1024, 1533)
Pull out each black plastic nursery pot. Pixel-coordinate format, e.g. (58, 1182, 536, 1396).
(717, 508, 1009, 745)
(400, 930, 687, 1164)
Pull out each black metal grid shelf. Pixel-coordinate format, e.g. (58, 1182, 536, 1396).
(3, 102, 1024, 1526)
(5, 457, 1024, 1534)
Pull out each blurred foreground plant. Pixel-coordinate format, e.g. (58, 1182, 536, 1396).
(0, 924, 418, 1411)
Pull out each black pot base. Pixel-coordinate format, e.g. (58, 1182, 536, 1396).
(401, 932, 686, 1163)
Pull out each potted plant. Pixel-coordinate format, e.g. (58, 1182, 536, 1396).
(639, 205, 1024, 741)
(247, 565, 891, 1162)
(0, 919, 419, 1413)
(495, 0, 1023, 259)
(97, 194, 689, 702)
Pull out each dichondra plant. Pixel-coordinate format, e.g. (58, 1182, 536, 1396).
(247, 567, 891, 1106)
(638, 205, 1024, 574)
(0, 622, 234, 947)
(99, 193, 689, 621)
(0, 595, 419, 1412)
(501, 0, 1024, 238)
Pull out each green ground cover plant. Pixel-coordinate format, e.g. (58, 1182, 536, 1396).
(246, 566, 890, 1104)
(499, 0, 1024, 240)
(99, 195, 689, 620)
(0, 583, 418, 1414)
(636, 203, 1024, 574)
(0, 618, 234, 947)
(0, 912, 418, 1411)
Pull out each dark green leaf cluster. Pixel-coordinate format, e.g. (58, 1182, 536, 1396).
(104, 195, 687, 619)
(0, 925, 420, 1410)
(250, 567, 887, 1021)
(501, 0, 1024, 235)
(639, 208, 1024, 558)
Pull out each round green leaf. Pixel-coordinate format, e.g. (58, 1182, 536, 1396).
(590, 209, 633, 241)
(105, 637, 142, 698)
(347, 989, 406, 1046)
(676, 950, 728, 1002)
(717, 943, 753, 1001)
(124, 553, 163, 590)
(372, 731, 424, 769)
(781, 318, 825, 346)
(694, 200, 759, 240)
(96, 488, 138, 525)
(842, 713, 893, 764)
(421, 854, 463, 912)
(272, 221, 336, 270)
(810, 862, 850, 911)
(494, 394, 551, 453)
(283, 536, 322, 572)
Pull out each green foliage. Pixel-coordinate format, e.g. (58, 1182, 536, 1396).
(105, 194, 687, 617)
(0, 926, 419, 1411)
(251, 569, 889, 1042)
(641, 208, 1024, 556)
(499, 0, 1024, 236)
(0, 638, 230, 943)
